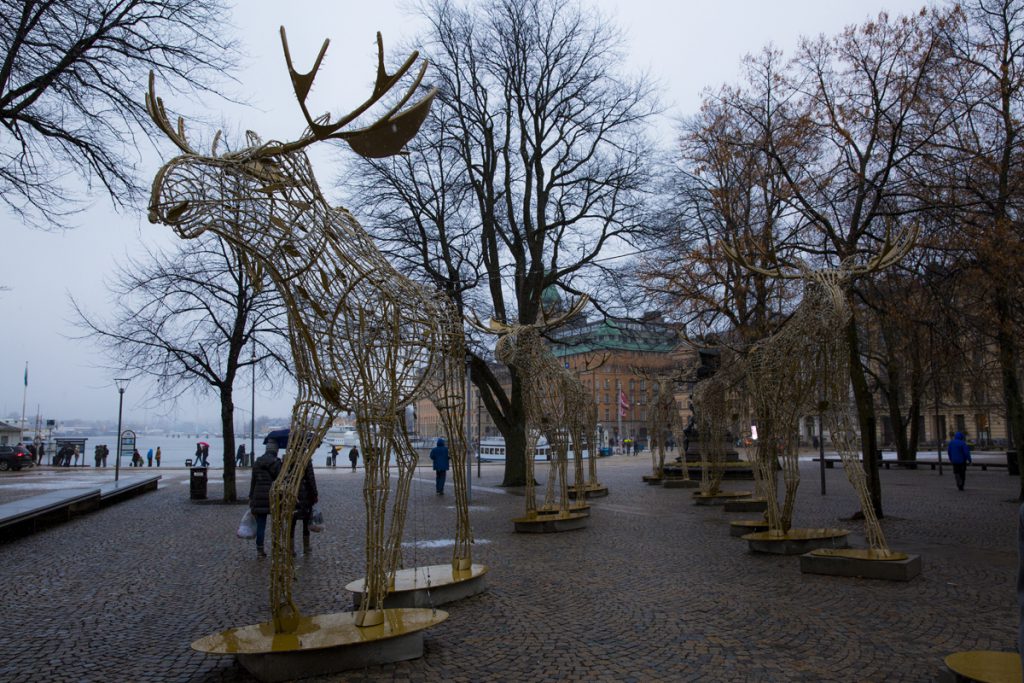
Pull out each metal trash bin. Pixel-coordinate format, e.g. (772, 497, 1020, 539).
(1007, 450, 1019, 476)
(190, 466, 208, 500)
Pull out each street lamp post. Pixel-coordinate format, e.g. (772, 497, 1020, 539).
(114, 378, 131, 482)
(250, 335, 256, 466)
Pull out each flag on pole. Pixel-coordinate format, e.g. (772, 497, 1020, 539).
(619, 389, 629, 417)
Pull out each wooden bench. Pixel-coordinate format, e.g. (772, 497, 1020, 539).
(0, 488, 102, 540)
(98, 475, 161, 507)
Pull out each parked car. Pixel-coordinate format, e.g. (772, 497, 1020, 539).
(0, 444, 33, 471)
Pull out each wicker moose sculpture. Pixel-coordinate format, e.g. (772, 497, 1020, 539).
(147, 29, 472, 634)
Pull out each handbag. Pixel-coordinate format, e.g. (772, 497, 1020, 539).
(237, 509, 257, 539)
(309, 505, 324, 533)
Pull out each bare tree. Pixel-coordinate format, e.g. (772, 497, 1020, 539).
(72, 234, 289, 500)
(931, 0, 1024, 496)
(737, 11, 950, 516)
(343, 0, 659, 485)
(0, 0, 235, 228)
(640, 51, 806, 349)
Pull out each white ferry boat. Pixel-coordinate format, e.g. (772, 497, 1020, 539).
(477, 436, 566, 462)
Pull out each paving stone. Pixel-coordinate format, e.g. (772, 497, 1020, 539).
(0, 458, 1017, 681)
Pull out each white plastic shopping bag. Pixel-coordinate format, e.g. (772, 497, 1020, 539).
(237, 509, 256, 539)
(309, 505, 324, 533)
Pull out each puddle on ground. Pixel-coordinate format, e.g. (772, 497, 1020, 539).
(401, 538, 492, 548)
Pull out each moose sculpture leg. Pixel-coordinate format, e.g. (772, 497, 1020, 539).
(268, 398, 334, 633)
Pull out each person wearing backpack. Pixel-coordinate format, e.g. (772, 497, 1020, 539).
(249, 442, 282, 558)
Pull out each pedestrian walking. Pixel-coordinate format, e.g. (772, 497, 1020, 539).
(948, 431, 972, 491)
(101, 444, 108, 467)
(292, 460, 318, 555)
(348, 446, 359, 471)
(201, 443, 210, 467)
(73, 445, 80, 466)
(132, 448, 143, 467)
(249, 443, 282, 558)
(94, 445, 103, 468)
(146, 447, 154, 467)
(330, 444, 339, 468)
(429, 438, 450, 495)
(155, 446, 161, 467)
(236, 444, 246, 467)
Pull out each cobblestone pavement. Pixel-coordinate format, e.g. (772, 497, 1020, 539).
(0, 455, 1018, 682)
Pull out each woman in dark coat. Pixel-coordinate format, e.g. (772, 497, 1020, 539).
(249, 443, 282, 557)
(292, 460, 319, 554)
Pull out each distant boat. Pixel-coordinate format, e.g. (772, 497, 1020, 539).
(324, 427, 360, 448)
(477, 437, 570, 462)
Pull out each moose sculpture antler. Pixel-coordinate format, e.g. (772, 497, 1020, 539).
(721, 224, 918, 555)
(148, 28, 474, 642)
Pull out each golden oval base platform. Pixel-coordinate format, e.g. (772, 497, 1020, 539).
(941, 650, 1022, 683)
(345, 564, 489, 609)
(191, 608, 447, 683)
(800, 547, 921, 581)
(683, 462, 754, 480)
(568, 484, 609, 499)
(743, 528, 849, 555)
(513, 510, 589, 533)
(662, 477, 699, 489)
(693, 490, 752, 506)
(723, 497, 768, 513)
(730, 519, 770, 537)
(538, 503, 590, 516)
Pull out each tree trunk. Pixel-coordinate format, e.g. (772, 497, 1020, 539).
(500, 377, 528, 486)
(501, 419, 528, 487)
(220, 388, 237, 502)
(906, 400, 921, 463)
(994, 290, 1024, 500)
(847, 317, 883, 517)
(884, 369, 912, 464)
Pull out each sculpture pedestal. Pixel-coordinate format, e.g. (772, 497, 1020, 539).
(799, 549, 921, 581)
(940, 651, 1021, 683)
(723, 497, 767, 513)
(686, 462, 754, 480)
(743, 528, 849, 555)
(684, 437, 739, 463)
(345, 564, 488, 609)
(191, 608, 447, 683)
(662, 477, 699, 489)
(538, 503, 590, 516)
(730, 519, 770, 537)
(692, 490, 752, 506)
(568, 484, 608, 499)
(513, 510, 588, 533)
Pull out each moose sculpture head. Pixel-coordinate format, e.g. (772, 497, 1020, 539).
(720, 225, 919, 327)
(146, 28, 435, 248)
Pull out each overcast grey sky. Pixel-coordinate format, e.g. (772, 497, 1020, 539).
(0, 0, 931, 426)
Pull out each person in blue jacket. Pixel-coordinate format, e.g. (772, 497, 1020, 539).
(429, 438, 450, 495)
(947, 431, 972, 491)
